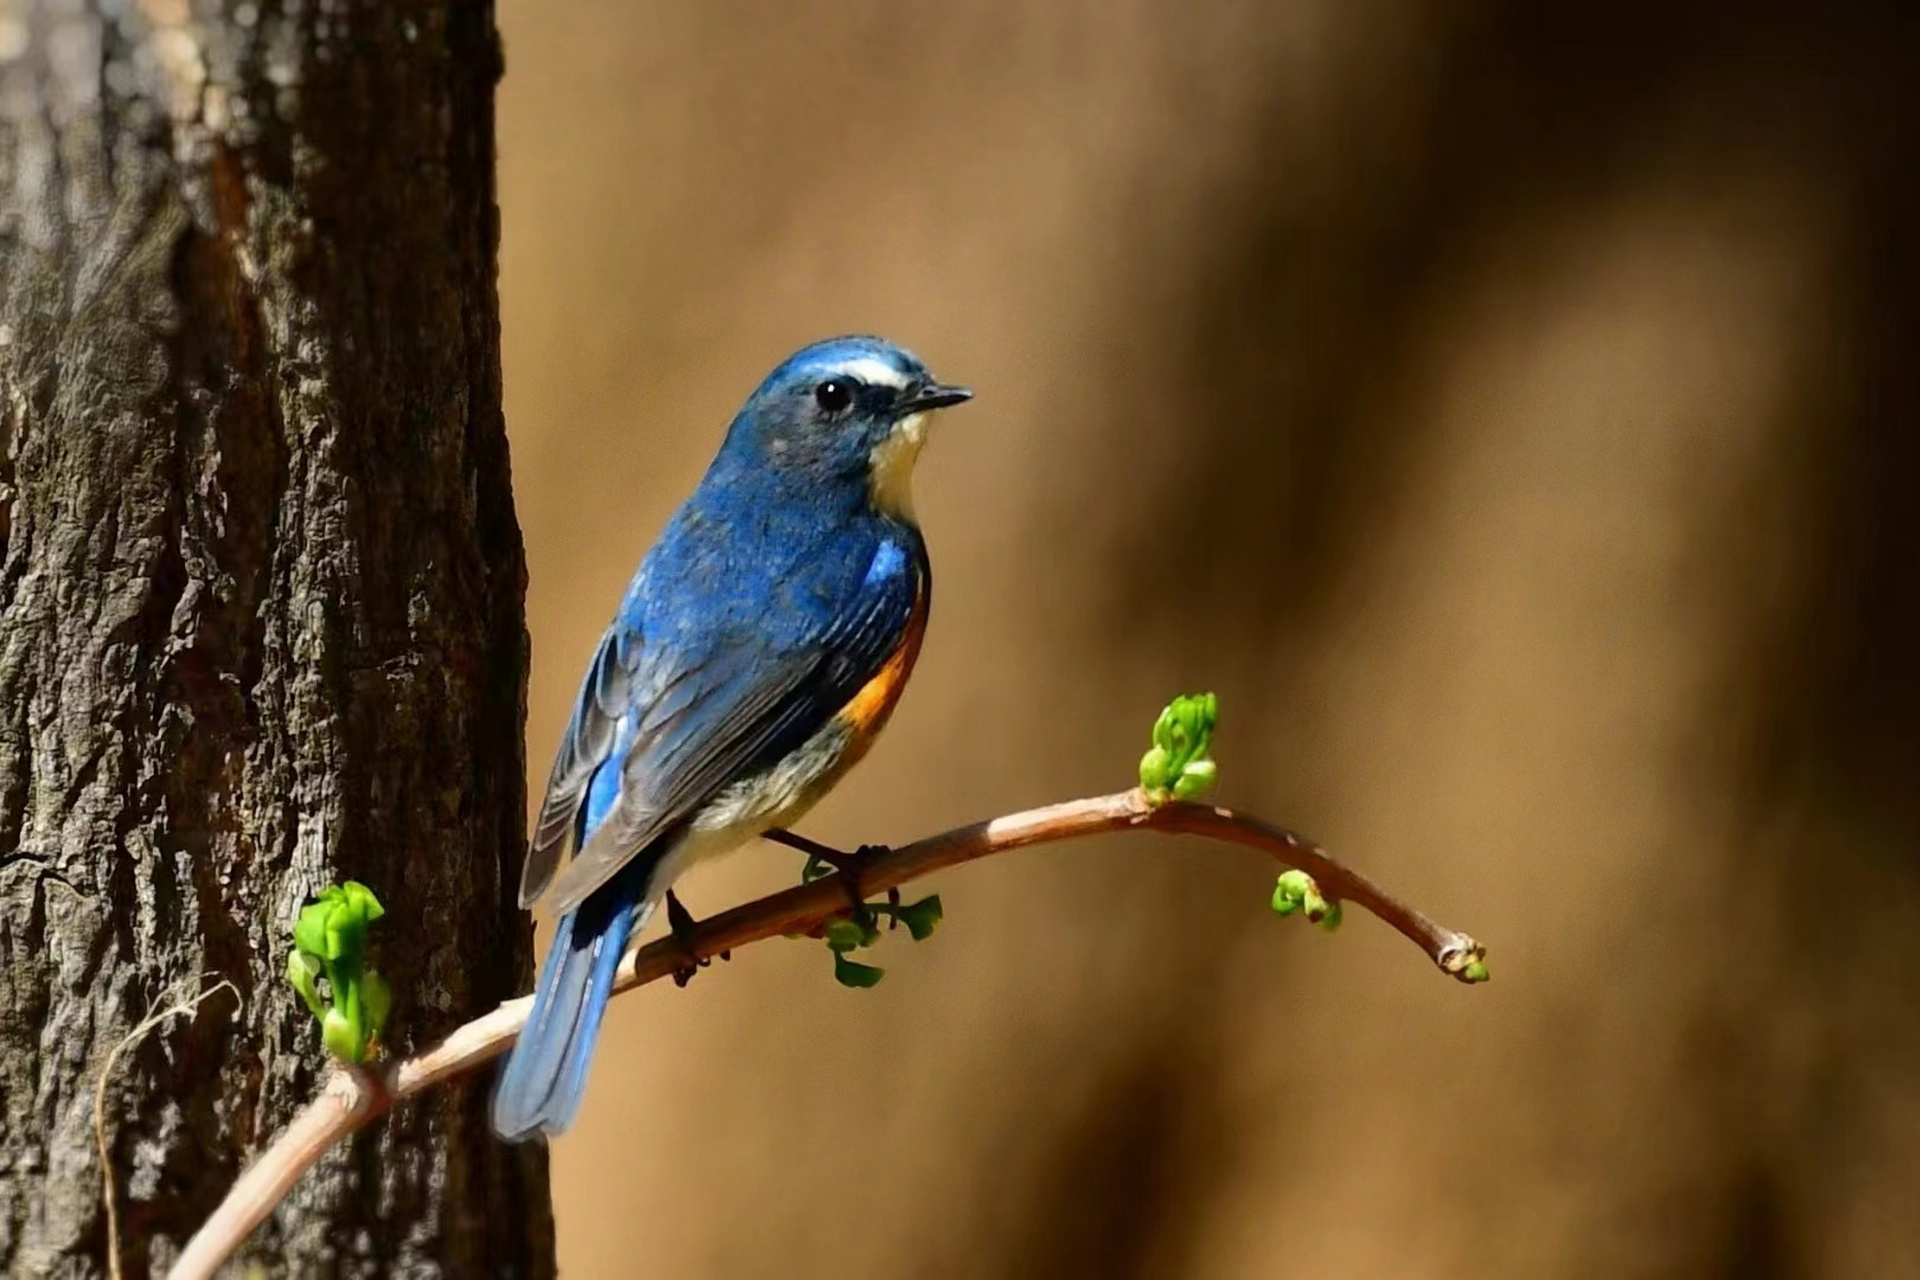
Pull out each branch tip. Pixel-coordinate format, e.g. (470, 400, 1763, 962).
(1437, 935, 1490, 984)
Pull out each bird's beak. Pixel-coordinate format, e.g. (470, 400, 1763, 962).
(898, 382, 972, 414)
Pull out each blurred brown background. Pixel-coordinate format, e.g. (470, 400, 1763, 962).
(492, 3, 1920, 1276)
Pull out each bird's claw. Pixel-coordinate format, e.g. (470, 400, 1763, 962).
(765, 829, 890, 909)
(666, 888, 714, 987)
(820, 846, 890, 909)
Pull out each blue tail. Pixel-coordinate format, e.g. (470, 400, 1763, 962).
(492, 862, 654, 1141)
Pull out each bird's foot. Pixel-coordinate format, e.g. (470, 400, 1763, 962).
(763, 828, 890, 908)
(664, 888, 728, 988)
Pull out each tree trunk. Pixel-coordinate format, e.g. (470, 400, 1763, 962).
(0, 3, 551, 1276)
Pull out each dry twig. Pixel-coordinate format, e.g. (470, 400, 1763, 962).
(95, 978, 242, 1280)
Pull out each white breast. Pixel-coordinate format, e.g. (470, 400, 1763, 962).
(642, 718, 860, 896)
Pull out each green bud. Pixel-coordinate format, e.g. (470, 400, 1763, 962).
(823, 918, 867, 953)
(288, 881, 391, 1065)
(1171, 759, 1217, 800)
(321, 1007, 362, 1064)
(1141, 694, 1220, 805)
(1272, 869, 1341, 931)
(1271, 869, 1310, 916)
(1139, 745, 1174, 796)
(1463, 959, 1490, 983)
(833, 953, 885, 988)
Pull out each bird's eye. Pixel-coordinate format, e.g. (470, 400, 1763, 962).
(814, 380, 853, 414)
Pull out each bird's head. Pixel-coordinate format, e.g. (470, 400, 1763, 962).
(726, 336, 971, 522)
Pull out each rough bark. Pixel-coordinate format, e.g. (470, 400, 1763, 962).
(0, 2, 551, 1276)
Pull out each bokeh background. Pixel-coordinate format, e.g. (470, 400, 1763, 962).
(491, 3, 1920, 1276)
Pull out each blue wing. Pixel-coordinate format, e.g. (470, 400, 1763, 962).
(517, 622, 640, 906)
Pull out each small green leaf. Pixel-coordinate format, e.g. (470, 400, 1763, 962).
(286, 950, 326, 1020)
(321, 882, 383, 965)
(293, 900, 331, 961)
(340, 880, 385, 925)
(833, 953, 885, 988)
(897, 895, 944, 941)
(808, 892, 945, 986)
(1462, 958, 1490, 983)
(361, 970, 392, 1044)
(1151, 704, 1179, 753)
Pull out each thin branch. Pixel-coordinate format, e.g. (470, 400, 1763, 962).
(168, 790, 1484, 1280)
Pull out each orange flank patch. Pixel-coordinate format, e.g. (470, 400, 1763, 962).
(835, 593, 929, 756)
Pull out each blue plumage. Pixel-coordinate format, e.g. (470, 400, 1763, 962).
(491, 337, 969, 1141)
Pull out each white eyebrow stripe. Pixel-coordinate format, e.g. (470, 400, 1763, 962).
(828, 356, 912, 389)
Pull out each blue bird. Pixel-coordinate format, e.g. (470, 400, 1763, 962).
(491, 336, 971, 1141)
